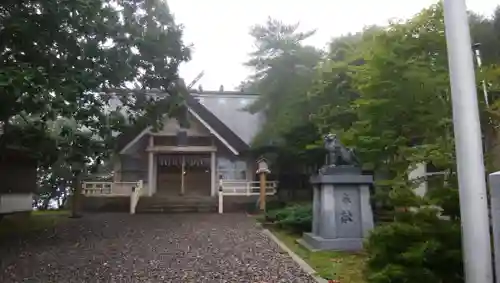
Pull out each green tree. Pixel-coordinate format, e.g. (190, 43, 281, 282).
(0, 0, 190, 132)
(347, 5, 462, 281)
(309, 27, 380, 137)
(470, 7, 500, 66)
(244, 18, 324, 147)
(1, 0, 191, 214)
(0, 0, 190, 147)
(241, 18, 326, 189)
(469, 7, 500, 170)
(310, 4, 467, 282)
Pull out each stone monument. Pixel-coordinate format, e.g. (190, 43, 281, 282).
(299, 133, 374, 251)
(488, 172, 500, 280)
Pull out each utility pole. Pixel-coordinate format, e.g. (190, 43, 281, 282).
(443, 1, 493, 282)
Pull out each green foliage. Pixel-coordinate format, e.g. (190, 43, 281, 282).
(309, 27, 380, 136)
(243, 18, 325, 177)
(348, 4, 452, 173)
(266, 204, 312, 233)
(266, 200, 287, 211)
(1, 0, 190, 156)
(321, 5, 466, 282)
(365, 207, 463, 283)
(269, 227, 367, 282)
(243, 18, 323, 143)
(242, 3, 500, 283)
(0, 0, 190, 129)
(304, 3, 500, 283)
(0, 211, 69, 241)
(469, 7, 500, 66)
(1, 0, 191, 210)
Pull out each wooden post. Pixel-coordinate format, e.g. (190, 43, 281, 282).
(256, 156, 270, 213)
(259, 172, 267, 212)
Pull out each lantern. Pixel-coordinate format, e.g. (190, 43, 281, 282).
(256, 157, 270, 174)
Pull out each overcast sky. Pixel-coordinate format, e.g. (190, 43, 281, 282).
(168, 0, 499, 91)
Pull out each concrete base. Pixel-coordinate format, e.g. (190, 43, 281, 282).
(300, 232, 364, 251)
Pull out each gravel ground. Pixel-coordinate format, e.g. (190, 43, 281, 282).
(0, 213, 316, 283)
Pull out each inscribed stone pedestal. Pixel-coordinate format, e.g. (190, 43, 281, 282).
(299, 166, 374, 251)
(488, 172, 500, 281)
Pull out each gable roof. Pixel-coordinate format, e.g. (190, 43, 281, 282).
(116, 92, 251, 155)
(195, 93, 262, 144)
(184, 94, 249, 153)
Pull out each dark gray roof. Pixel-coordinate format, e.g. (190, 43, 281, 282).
(115, 91, 263, 154)
(193, 93, 263, 144)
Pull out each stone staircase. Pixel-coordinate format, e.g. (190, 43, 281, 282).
(135, 194, 218, 213)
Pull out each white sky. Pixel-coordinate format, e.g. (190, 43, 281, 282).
(169, 0, 499, 91)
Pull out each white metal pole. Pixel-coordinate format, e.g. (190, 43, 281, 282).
(443, 1, 493, 282)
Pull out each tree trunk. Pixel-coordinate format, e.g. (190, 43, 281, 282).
(483, 122, 498, 172)
(70, 172, 82, 218)
(42, 198, 50, 210)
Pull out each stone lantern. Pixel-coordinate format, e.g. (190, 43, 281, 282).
(256, 157, 270, 174)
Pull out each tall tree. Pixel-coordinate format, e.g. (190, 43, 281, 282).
(309, 27, 380, 136)
(1, 0, 191, 214)
(243, 18, 323, 147)
(341, 5, 463, 282)
(308, 4, 500, 282)
(469, 7, 500, 66)
(0, 0, 190, 148)
(469, 7, 500, 170)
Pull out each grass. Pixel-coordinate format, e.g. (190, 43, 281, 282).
(31, 209, 71, 216)
(0, 210, 70, 239)
(268, 227, 366, 283)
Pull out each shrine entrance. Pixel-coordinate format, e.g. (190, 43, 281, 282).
(157, 153, 212, 196)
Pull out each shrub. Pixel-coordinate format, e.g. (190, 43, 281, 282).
(266, 200, 287, 211)
(245, 199, 286, 214)
(364, 207, 463, 283)
(266, 204, 312, 233)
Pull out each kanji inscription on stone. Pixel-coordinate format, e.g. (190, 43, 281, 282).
(340, 209, 353, 224)
(340, 193, 353, 224)
(342, 193, 351, 204)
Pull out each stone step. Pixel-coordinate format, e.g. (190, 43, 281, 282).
(142, 195, 216, 200)
(136, 204, 218, 213)
(139, 196, 216, 202)
(137, 200, 217, 206)
(135, 195, 218, 214)
(138, 206, 217, 213)
(138, 202, 216, 208)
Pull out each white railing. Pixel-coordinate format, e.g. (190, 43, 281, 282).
(218, 180, 278, 214)
(82, 181, 142, 196)
(219, 180, 277, 196)
(130, 180, 144, 215)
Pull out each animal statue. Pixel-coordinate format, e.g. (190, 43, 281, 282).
(324, 133, 360, 167)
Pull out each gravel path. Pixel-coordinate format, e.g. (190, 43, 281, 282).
(0, 213, 316, 283)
